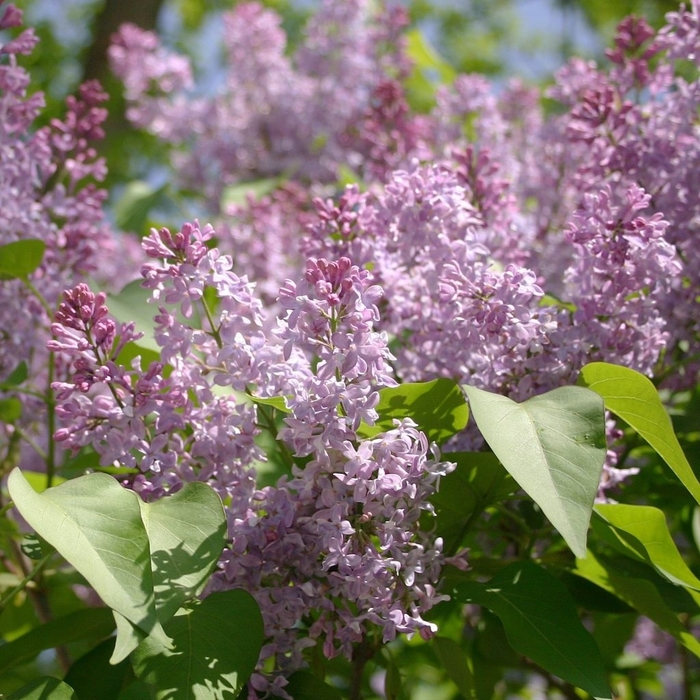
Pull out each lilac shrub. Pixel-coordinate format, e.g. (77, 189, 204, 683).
(0, 1, 140, 474)
(49, 224, 456, 697)
(109, 0, 414, 207)
(2, 1, 700, 698)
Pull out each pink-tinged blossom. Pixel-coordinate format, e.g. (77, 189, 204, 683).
(208, 257, 454, 694)
(109, 0, 414, 206)
(50, 244, 455, 695)
(51, 226, 267, 511)
(0, 3, 142, 473)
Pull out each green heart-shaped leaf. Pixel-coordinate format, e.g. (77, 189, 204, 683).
(463, 385, 606, 557)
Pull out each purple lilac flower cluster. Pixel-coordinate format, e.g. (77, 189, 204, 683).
(49, 227, 456, 697)
(109, 1, 699, 401)
(109, 0, 412, 207)
(0, 1, 141, 469)
(50, 222, 267, 508)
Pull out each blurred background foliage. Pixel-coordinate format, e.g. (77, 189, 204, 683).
(10, 0, 684, 192)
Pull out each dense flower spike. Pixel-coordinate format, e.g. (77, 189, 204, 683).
(109, 0, 413, 206)
(0, 1, 141, 471)
(49, 238, 454, 695)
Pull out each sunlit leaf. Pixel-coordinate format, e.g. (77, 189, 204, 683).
(7, 677, 77, 700)
(593, 503, 700, 591)
(463, 384, 606, 557)
(360, 378, 469, 444)
(578, 362, 700, 504)
(7, 469, 164, 649)
(0, 239, 45, 280)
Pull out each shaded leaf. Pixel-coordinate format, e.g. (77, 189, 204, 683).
(0, 607, 116, 675)
(463, 385, 606, 557)
(131, 589, 263, 700)
(593, 503, 700, 591)
(107, 281, 160, 353)
(0, 239, 45, 280)
(574, 550, 700, 658)
(384, 654, 403, 700)
(115, 181, 168, 234)
(19, 534, 44, 560)
(454, 561, 611, 698)
(285, 671, 343, 700)
(64, 638, 130, 700)
(117, 682, 153, 700)
(433, 637, 475, 699)
(360, 378, 469, 444)
(578, 362, 700, 504)
(138, 481, 227, 623)
(429, 452, 516, 554)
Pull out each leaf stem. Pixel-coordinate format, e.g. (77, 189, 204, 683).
(0, 549, 53, 613)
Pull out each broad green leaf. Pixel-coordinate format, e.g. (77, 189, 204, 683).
(221, 177, 281, 209)
(114, 181, 168, 234)
(117, 682, 152, 700)
(591, 612, 639, 667)
(574, 550, 700, 658)
(433, 637, 475, 699)
(429, 452, 516, 554)
(593, 503, 700, 591)
(454, 561, 611, 698)
(138, 481, 227, 623)
(578, 362, 700, 504)
(1, 361, 28, 387)
(0, 397, 21, 422)
(111, 611, 148, 665)
(116, 341, 162, 373)
(0, 239, 45, 280)
(559, 572, 634, 614)
(285, 671, 344, 700)
(63, 638, 129, 700)
(463, 385, 606, 558)
(359, 378, 469, 444)
(0, 607, 116, 675)
(7, 677, 77, 700)
(250, 395, 291, 413)
(131, 589, 264, 700)
(7, 469, 162, 642)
